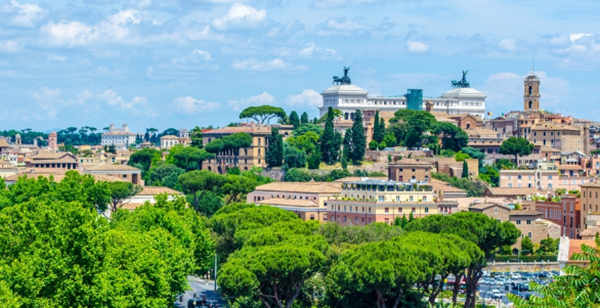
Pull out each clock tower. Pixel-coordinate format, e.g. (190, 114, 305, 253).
(524, 70, 540, 111)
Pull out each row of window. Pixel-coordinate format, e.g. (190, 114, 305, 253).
(515, 219, 531, 225)
(330, 205, 427, 214)
(508, 174, 552, 180)
(533, 131, 560, 136)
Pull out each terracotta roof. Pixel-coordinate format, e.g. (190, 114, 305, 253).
(254, 182, 341, 194)
(558, 165, 584, 170)
(579, 227, 600, 238)
(389, 159, 434, 167)
(485, 187, 540, 196)
(466, 128, 499, 137)
(160, 135, 179, 140)
(335, 177, 388, 182)
(0, 160, 13, 168)
(84, 164, 141, 172)
(255, 198, 319, 208)
(510, 210, 542, 216)
(0, 139, 9, 147)
(138, 186, 183, 195)
(203, 125, 270, 135)
(469, 203, 505, 210)
(29, 158, 78, 164)
(531, 123, 580, 131)
(580, 180, 600, 188)
(31, 152, 72, 160)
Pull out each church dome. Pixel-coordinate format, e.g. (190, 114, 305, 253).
(441, 87, 487, 99)
(322, 84, 368, 96)
(524, 71, 539, 81)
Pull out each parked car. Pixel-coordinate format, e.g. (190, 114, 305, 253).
(490, 290, 503, 299)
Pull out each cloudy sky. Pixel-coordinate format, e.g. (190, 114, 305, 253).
(1, 0, 600, 132)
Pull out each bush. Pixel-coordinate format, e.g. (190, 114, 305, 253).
(368, 140, 378, 150)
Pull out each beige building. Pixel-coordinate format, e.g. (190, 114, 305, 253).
(499, 169, 558, 190)
(120, 186, 184, 211)
(326, 179, 458, 225)
(468, 203, 561, 251)
(26, 152, 80, 170)
(247, 182, 341, 222)
(580, 180, 600, 230)
(0, 159, 17, 178)
(203, 124, 271, 174)
(160, 128, 192, 149)
(387, 160, 433, 182)
(83, 164, 143, 185)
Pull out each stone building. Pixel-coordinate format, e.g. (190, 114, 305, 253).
(523, 70, 540, 111)
(83, 164, 143, 185)
(26, 152, 79, 170)
(535, 195, 581, 239)
(579, 180, 600, 231)
(101, 124, 137, 147)
(48, 132, 58, 151)
(202, 124, 271, 174)
(387, 160, 433, 182)
(247, 182, 341, 222)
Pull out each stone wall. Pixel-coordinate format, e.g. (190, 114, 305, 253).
(484, 261, 559, 272)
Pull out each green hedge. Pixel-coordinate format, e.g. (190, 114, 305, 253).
(494, 255, 557, 262)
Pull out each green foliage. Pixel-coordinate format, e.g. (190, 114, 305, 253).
(107, 181, 142, 212)
(521, 236, 534, 255)
(435, 122, 469, 152)
(478, 165, 500, 187)
(496, 158, 517, 170)
(461, 147, 486, 165)
(321, 107, 342, 165)
(440, 149, 456, 157)
(283, 142, 306, 169)
(319, 222, 403, 247)
(292, 123, 323, 137)
(287, 131, 319, 156)
(368, 139, 378, 150)
(289, 111, 301, 129)
(462, 160, 469, 179)
(239, 105, 286, 124)
(0, 186, 213, 307)
(341, 156, 348, 170)
(300, 112, 309, 124)
(454, 151, 471, 162)
(128, 148, 161, 174)
(167, 144, 215, 172)
(383, 133, 397, 147)
(349, 110, 366, 164)
(204, 138, 225, 153)
(190, 126, 203, 148)
(266, 128, 284, 167)
(538, 237, 560, 255)
(432, 172, 487, 197)
(510, 235, 600, 307)
(178, 170, 226, 214)
(307, 151, 321, 169)
(149, 163, 185, 189)
(500, 137, 535, 163)
(283, 168, 351, 182)
(373, 110, 385, 143)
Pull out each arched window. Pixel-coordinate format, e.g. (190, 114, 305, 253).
(529, 101, 533, 109)
(529, 86, 533, 95)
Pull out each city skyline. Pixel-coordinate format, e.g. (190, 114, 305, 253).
(1, 0, 600, 131)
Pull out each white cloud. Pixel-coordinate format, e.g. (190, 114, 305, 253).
(95, 66, 127, 76)
(298, 42, 340, 59)
(0, 40, 18, 52)
(232, 58, 308, 71)
(171, 96, 220, 115)
(285, 89, 321, 107)
(228, 92, 276, 111)
(41, 10, 142, 46)
(4, 1, 45, 28)
(499, 38, 516, 51)
(406, 40, 429, 53)
(212, 3, 267, 31)
(311, 0, 393, 8)
(172, 49, 211, 64)
(47, 54, 67, 61)
(98, 88, 148, 111)
(31, 87, 60, 118)
(569, 33, 592, 44)
(315, 17, 374, 36)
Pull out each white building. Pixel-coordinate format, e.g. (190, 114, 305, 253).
(101, 124, 137, 147)
(319, 74, 487, 119)
(160, 128, 191, 149)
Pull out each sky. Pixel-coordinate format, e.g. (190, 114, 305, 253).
(1, 0, 600, 133)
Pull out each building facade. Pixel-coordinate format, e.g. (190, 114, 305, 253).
(318, 69, 487, 119)
(387, 160, 433, 182)
(535, 196, 581, 239)
(202, 124, 271, 174)
(101, 124, 137, 147)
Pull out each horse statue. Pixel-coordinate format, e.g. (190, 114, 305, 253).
(451, 70, 470, 88)
(332, 67, 352, 85)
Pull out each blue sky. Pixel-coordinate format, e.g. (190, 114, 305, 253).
(1, 0, 600, 133)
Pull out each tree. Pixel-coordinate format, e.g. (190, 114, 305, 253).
(300, 112, 309, 124)
(107, 181, 142, 213)
(436, 122, 469, 152)
(462, 160, 469, 179)
(128, 148, 161, 173)
(373, 111, 385, 143)
(283, 142, 306, 169)
(405, 212, 521, 307)
(307, 149, 321, 169)
(220, 175, 257, 204)
(170, 146, 214, 171)
(178, 170, 226, 213)
(289, 111, 301, 129)
(510, 235, 600, 308)
(190, 126, 203, 148)
(205, 133, 253, 167)
(148, 163, 185, 189)
(499, 137, 535, 164)
(521, 236, 534, 255)
(239, 105, 286, 124)
(342, 128, 352, 162)
(405, 111, 436, 148)
(321, 107, 339, 165)
(350, 110, 366, 164)
(293, 123, 323, 137)
(369, 140, 378, 150)
(266, 128, 284, 167)
(538, 237, 559, 255)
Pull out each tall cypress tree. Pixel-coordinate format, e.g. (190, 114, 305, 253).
(300, 112, 309, 124)
(462, 160, 469, 179)
(266, 127, 283, 167)
(289, 111, 301, 129)
(351, 109, 366, 164)
(342, 128, 352, 162)
(373, 110, 383, 143)
(320, 107, 336, 165)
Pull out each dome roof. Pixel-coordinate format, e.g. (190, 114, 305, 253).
(441, 87, 486, 99)
(322, 84, 368, 96)
(525, 71, 539, 81)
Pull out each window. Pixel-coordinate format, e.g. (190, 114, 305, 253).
(409, 196, 414, 201)
(424, 207, 429, 213)
(398, 208, 402, 213)
(396, 196, 400, 202)
(384, 208, 389, 213)
(548, 175, 553, 180)
(412, 169, 416, 172)
(423, 196, 427, 202)
(508, 175, 512, 180)
(508, 183, 512, 188)
(378, 196, 384, 202)
(518, 175, 522, 180)
(528, 232, 532, 238)
(526, 219, 531, 225)
(411, 207, 416, 214)
(516, 220, 521, 225)
(494, 207, 498, 214)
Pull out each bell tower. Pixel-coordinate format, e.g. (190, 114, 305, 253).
(523, 70, 540, 111)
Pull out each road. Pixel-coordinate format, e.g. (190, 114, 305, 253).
(174, 276, 227, 308)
